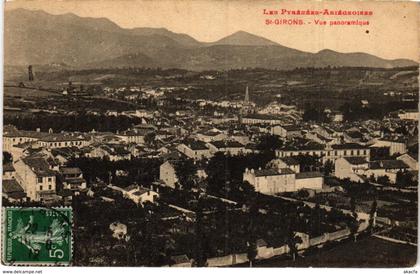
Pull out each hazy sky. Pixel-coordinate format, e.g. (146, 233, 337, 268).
(4, 0, 419, 61)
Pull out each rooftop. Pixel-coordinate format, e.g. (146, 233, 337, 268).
(2, 179, 24, 193)
(343, 157, 368, 165)
(253, 168, 295, 177)
(296, 171, 323, 179)
(369, 160, 409, 170)
(331, 143, 367, 150)
(210, 140, 244, 149)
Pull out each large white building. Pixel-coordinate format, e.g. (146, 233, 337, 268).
(243, 167, 323, 195)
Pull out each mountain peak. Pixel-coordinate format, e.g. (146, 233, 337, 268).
(213, 30, 278, 46)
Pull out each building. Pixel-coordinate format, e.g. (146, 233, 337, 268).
(2, 179, 26, 202)
(295, 172, 324, 191)
(3, 130, 45, 152)
(160, 161, 178, 188)
(267, 157, 300, 173)
(271, 124, 302, 139)
(14, 156, 58, 202)
(276, 143, 370, 164)
(177, 140, 212, 160)
(397, 110, 419, 121)
(366, 160, 409, 183)
(195, 130, 227, 143)
(122, 185, 159, 205)
(3, 163, 16, 180)
(38, 134, 90, 149)
(243, 168, 296, 194)
(335, 157, 369, 183)
(335, 157, 410, 184)
(86, 144, 132, 161)
(397, 153, 418, 171)
(117, 128, 154, 144)
(207, 140, 246, 156)
(371, 138, 407, 155)
(241, 114, 283, 125)
(59, 167, 87, 191)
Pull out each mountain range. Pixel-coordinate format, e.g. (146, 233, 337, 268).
(4, 8, 417, 71)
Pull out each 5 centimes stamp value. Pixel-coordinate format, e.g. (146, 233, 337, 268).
(2, 207, 72, 265)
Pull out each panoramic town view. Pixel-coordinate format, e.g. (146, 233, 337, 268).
(2, 1, 418, 268)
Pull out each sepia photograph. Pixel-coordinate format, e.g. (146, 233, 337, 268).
(1, 0, 418, 269)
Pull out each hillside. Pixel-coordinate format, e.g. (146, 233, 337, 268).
(4, 8, 417, 71)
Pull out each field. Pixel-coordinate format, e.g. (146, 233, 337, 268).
(252, 236, 417, 268)
(4, 86, 60, 99)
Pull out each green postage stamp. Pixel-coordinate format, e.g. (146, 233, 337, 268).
(2, 207, 72, 265)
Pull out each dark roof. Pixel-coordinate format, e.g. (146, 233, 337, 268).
(40, 134, 86, 142)
(379, 137, 406, 143)
(124, 184, 139, 192)
(254, 168, 294, 177)
(243, 114, 281, 120)
(22, 157, 56, 177)
(3, 163, 15, 172)
(369, 160, 409, 170)
(210, 140, 244, 149)
(343, 157, 368, 165)
(184, 139, 208, 150)
(332, 143, 367, 150)
(282, 124, 301, 132)
(3, 179, 24, 193)
(346, 131, 363, 139)
(198, 130, 222, 136)
(296, 171, 323, 179)
(280, 157, 300, 166)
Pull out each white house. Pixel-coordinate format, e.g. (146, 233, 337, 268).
(243, 168, 296, 194)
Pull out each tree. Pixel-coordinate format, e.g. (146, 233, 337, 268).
(323, 160, 334, 176)
(303, 107, 327, 122)
(256, 134, 283, 156)
(246, 200, 258, 267)
(296, 154, 322, 172)
(396, 171, 416, 188)
(3, 152, 12, 164)
(348, 213, 360, 242)
(192, 199, 208, 267)
(376, 175, 390, 185)
(287, 232, 303, 261)
(173, 159, 198, 191)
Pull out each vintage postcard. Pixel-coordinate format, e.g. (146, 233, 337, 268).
(1, 0, 418, 269)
